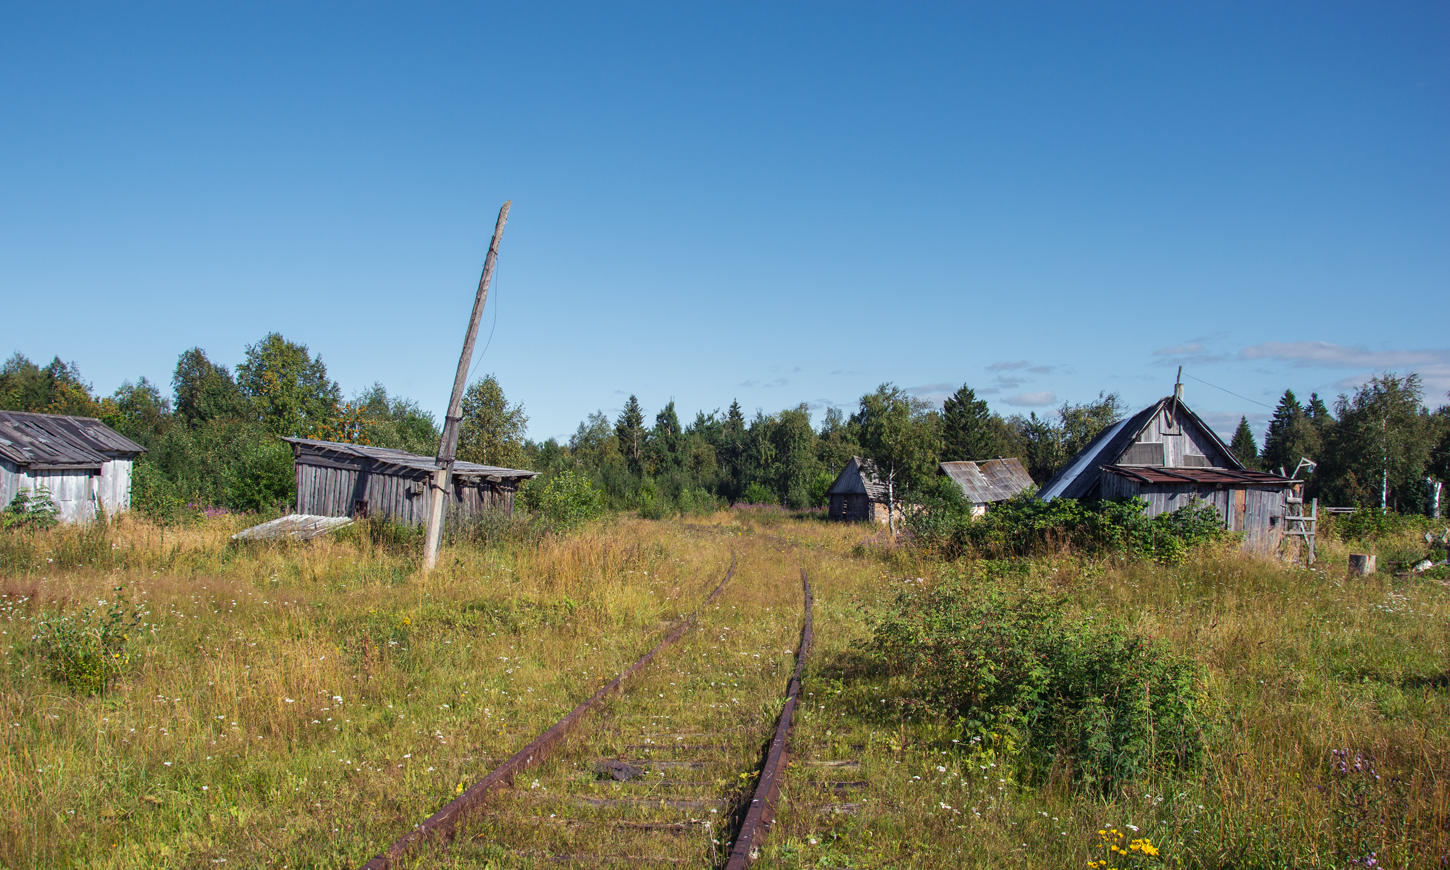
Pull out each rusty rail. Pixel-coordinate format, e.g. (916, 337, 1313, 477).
(724, 565, 814, 869)
(360, 554, 738, 870)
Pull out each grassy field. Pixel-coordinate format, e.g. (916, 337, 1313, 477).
(1, 510, 1447, 868)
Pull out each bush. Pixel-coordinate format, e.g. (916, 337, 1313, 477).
(740, 482, 777, 506)
(869, 584, 1204, 789)
(532, 471, 604, 528)
(31, 588, 146, 694)
(911, 495, 1226, 564)
(1, 486, 59, 530)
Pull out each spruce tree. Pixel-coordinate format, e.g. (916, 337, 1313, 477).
(1229, 416, 1260, 469)
(615, 395, 646, 466)
(941, 384, 1000, 461)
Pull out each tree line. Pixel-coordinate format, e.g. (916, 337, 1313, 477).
(3, 339, 1447, 519)
(1225, 374, 1450, 513)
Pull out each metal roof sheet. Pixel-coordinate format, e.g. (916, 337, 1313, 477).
(937, 458, 1035, 503)
(281, 437, 539, 481)
(1101, 465, 1292, 487)
(0, 411, 145, 471)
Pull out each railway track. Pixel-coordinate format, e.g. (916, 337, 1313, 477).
(360, 545, 815, 868)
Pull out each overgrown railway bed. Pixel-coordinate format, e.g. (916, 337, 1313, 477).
(360, 545, 816, 869)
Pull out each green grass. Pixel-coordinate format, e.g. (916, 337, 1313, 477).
(2, 511, 1447, 868)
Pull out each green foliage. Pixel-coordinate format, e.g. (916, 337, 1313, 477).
(868, 584, 1204, 789)
(615, 395, 646, 468)
(854, 383, 940, 529)
(235, 333, 342, 438)
(741, 482, 776, 505)
(913, 495, 1226, 563)
(2, 486, 59, 530)
(31, 588, 146, 694)
(1316, 373, 1437, 511)
(0, 353, 102, 416)
(942, 384, 1007, 461)
(1004, 393, 1126, 484)
(341, 383, 440, 455)
(457, 374, 528, 469)
(1230, 415, 1260, 469)
(530, 470, 604, 527)
(172, 348, 248, 426)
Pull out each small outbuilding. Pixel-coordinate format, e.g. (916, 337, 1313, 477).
(826, 456, 895, 523)
(1036, 390, 1295, 552)
(0, 411, 145, 523)
(937, 458, 1035, 516)
(281, 437, 538, 525)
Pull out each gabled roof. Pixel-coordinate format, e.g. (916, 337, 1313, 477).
(1037, 396, 1247, 501)
(0, 411, 145, 471)
(281, 437, 538, 482)
(826, 456, 888, 500)
(937, 458, 1035, 504)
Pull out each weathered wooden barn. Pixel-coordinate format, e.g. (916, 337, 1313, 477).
(0, 411, 145, 523)
(826, 456, 895, 523)
(282, 437, 538, 525)
(1036, 391, 1295, 552)
(937, 458, 1035, 516)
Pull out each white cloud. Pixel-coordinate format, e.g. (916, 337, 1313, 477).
(1240, 341, 1450, 403)
(1239, 341, 1450, 369)
(1004, 391, 1057, 407)
(1154, 342, 1204, 356)
(987, 360, 1031, 371)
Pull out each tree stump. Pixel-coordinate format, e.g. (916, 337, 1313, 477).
(1348, 553, 1376, 576)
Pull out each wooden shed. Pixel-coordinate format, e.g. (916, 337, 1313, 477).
(937, 458, 1035, 517)
(1035, 391, 1295, 552)
(282, 437, 538, 525)
(826, 456, 896, 523)
(0, 411, 145, 523)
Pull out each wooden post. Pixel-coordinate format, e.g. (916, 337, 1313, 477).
(422, 201, 512, 574)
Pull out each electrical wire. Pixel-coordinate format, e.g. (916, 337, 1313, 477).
(1183, 373, 1274, 410)
(464, 263, 501, 386)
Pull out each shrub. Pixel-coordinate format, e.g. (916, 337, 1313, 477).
(911, 495, 1226, 564)
(869, 584, 1204, 789)
(740, 482, 777, 506)
(31, 588, 146, 694)
(532, 471, 604, 528)
(1, 486, 59, 530)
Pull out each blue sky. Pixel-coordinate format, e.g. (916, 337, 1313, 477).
(3, 3, 1446, 443)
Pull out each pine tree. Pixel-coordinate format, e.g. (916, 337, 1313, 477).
(941, 384, 1001, 461)
(615, 395, 646, 467)
(1270, 388, 1316, 472)
(1229, 416, 1260, 469)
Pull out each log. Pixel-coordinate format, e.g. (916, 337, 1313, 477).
(1348, 553, 1376, 576)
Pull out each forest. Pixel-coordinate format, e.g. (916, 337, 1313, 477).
(3, 333, 1449, 522)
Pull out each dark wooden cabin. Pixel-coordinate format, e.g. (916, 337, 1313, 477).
(827, 456, 893, 523)
(1035, 391, 1295, 552)
(282, 437, 538, 525)
(937, 458, 1035, 516)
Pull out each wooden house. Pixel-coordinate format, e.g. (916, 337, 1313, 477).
(826, 456, 895, 523)
(937, 458, 1035, 516)
(282, 437, 538, 525)
(1035, 390, 1295, 552)
(0, 411, 145, 523)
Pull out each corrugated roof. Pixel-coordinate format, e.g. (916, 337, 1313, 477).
(281, 437, 538, 481)
(1036, 396, 1247, 501)
(1101, 466, 1291, 487)
(826, 456, 888, 500)
(0, 411, 145, 471)
(937, 458, 1035, 503)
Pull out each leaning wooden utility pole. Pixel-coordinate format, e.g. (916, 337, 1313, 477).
(422, 201, 512, 574)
